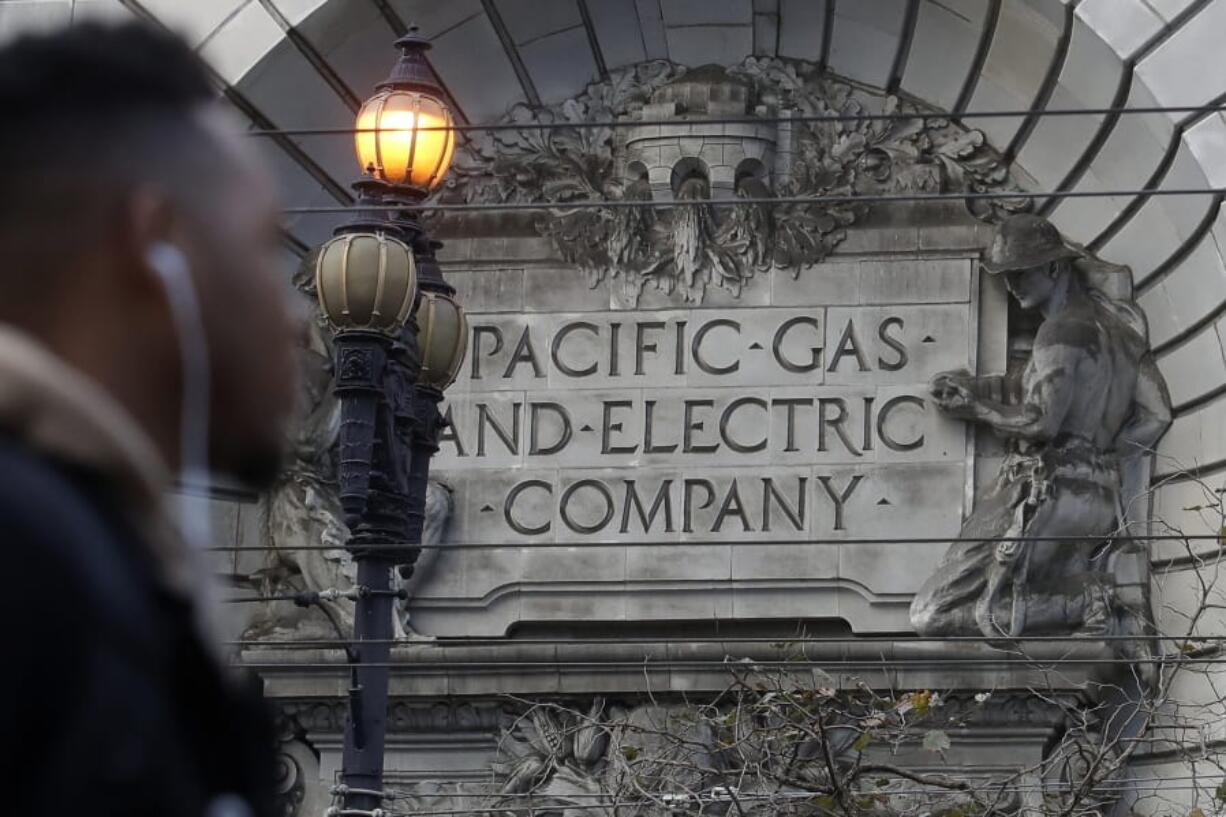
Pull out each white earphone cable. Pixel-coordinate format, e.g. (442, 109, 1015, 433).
(146, 242, 213, 551)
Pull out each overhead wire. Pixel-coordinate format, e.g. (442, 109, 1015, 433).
(247, 102, 1226, 138)
(205, 531, 1226, 551)
(230, 656, 1226, 669)
(265, 101, 1226, 223)
(370, 775, 1224, 801)
(341, 783, 1226, 817)
(225, 633, 1226, 647)
(375, 782, 1226, 812)
(280, 186, 1225, 215)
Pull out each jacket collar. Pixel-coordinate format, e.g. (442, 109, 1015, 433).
(0, 325, 199, 598)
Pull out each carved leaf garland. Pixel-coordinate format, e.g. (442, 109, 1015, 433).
(445, 57, 1024, 303)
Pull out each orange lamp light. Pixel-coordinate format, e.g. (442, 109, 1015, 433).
(355, 89, 455, 191)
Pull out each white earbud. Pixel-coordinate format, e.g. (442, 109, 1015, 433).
(146, 240, 190, 286)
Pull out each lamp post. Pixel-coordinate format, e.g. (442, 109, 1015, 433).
(314, 27, 466, 813)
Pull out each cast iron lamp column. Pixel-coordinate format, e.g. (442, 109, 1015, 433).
(314, 27, 467, 814)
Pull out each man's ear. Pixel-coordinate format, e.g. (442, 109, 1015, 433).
(119, 187, 178, 296)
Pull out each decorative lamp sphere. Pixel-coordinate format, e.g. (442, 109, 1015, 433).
(315, 232, 417, 335)
(355, 88, 456, 191)
(414, 291, 468, 390)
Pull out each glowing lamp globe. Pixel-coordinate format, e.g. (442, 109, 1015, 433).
(315, 232, 417, 335)
(355, 28, 455, 193)
(355, 89, 455, 191)
(414, 291, 468, 389)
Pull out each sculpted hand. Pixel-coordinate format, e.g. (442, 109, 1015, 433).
(930, 370, 978, 418)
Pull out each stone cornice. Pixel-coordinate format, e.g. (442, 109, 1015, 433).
(248, 639, 1120, 702)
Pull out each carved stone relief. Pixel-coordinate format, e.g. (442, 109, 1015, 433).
(273, 712, 330, 817)
(286, 691, 1101, 817)
(250, 57, 1173, 817)
(911, 214, 1171, 644)
(444, 57, 1024, 303)
(244, 290, 355, 641)
(253, 68, 1167, 650)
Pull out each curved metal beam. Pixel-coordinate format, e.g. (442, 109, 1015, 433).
(577, 0, 608, 80)
(115, 0, 351, 261)
(1003, 0, 1080, 163)
(1088, 88, 1226, 252)
(886, 0, 920, 94)
(1153, 453, 1226, 486)
(257, 0, 361, 113)
(818, 0, 834, 72)
(1038, 0, 1213, 218)
(367, 0, 471, 124)
(952, 0, 1000, 115)
(1140, 192, 1225, 298)
(480, 0, 542, 106)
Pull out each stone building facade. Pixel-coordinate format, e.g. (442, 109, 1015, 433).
(5, 1, 1226, 815)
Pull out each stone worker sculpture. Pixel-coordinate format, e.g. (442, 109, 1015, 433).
(910, 214, 1171, 641)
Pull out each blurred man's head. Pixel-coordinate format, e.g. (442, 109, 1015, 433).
(0, 22, 299, 488)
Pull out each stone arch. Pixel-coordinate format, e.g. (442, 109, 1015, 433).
(669, 156, 710, 199)
(625, 159, 649, 185)
(8, 4, 1224, 808)
(42, 0, 1217, 617)
(734, 156, 769, 194)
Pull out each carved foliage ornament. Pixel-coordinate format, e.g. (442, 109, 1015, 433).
(470, 691, 1085, 816)
(444, 57, 1024, 303)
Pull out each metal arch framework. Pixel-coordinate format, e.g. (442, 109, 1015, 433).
(109, 0, 1223, 270)
(109, 0, 1226, 489)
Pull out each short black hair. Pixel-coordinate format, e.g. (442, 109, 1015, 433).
(0, 18, 217, 170)
(0, 22, 223, 301)
(0, 20, 214, 117)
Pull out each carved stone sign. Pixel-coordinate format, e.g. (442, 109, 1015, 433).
(409, 55, 1021, 635)
(417, 251, 991, 636)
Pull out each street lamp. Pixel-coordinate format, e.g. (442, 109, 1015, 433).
(314, 25, 466, 814)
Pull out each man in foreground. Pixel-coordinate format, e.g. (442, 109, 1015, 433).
(0, 22, 300, 816)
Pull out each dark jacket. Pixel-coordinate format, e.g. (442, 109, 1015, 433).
(0, 330, 277, 817)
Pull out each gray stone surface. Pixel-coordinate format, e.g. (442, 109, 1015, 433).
(520, 26, 600, 105)
(776, 0, 828, 61)
(1140, 237, 1226, 348)
(1156, 321, 1226, 407)
(1014, 22, 1124, 191)
(416, 248, 983, 637)
(827, 0, 906, 89)
(296, 0, 396, 97)
(197, 2, 284, 85)
(664, 23, 753, 67)
(901, 0, 989, 111)
(1077, 0, 1164, 59)
(420, 2, 529, 122)
(586, 0, 649, 68)
(962, 0, 1062, 151)
(1137, 0, 1226, 112)
(1047, 83, 1171, 242)
(258, 639, 1130, 816)
(494, 0, 581, 45)
(1102, 148, 1214, 288)
(256, 639, 1120, 699)
(1185, 114, 1226, 188)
